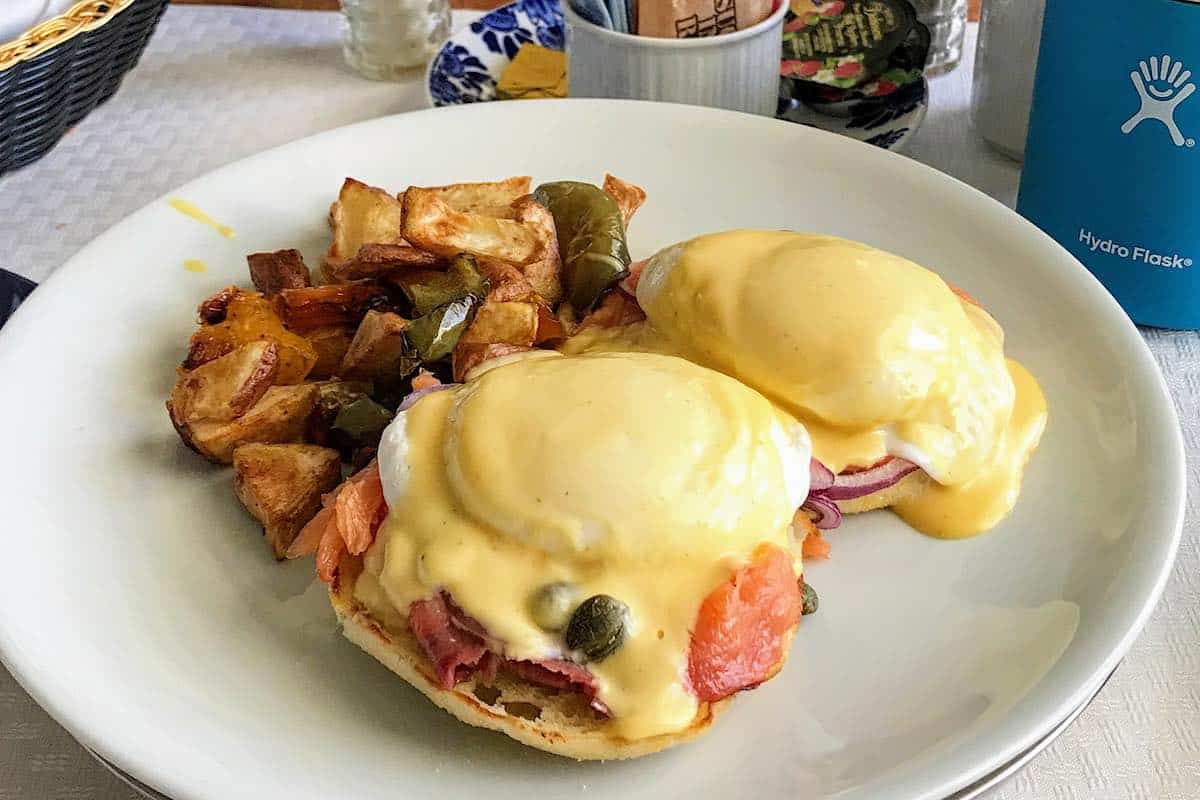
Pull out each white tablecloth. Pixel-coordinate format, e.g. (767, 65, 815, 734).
(1, 7, 1196, 799)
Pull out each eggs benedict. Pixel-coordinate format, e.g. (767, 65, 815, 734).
(291, 351, 816, 758)
(562, 230, 1047, 540)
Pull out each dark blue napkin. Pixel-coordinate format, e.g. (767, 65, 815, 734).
(0, 269, 36, 330)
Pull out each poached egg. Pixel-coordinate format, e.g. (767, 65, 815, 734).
(359, 351, 812, 739)
(562, 230, 1048, 539)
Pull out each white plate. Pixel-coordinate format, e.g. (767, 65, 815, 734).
(0, 100, 1183, 800)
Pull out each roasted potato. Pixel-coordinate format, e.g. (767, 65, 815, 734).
(275, 283, 390, 333)
(198, 286, 241, 324)
(339, 310, 413, 381)
(185, 290, 317, 383)
(178, 383, 321, 464)
(602, 174, 647, 228)
(325, 243, 441, 282)
(324, 178, 406, 269)
(169, 341, 279, 425)
(303, 326, 354, 380)
(452, 342, 537, 383)
(457, 301, 538, 347)
(232, 443, 342, 559)
(478, 259, 540, 304)
(512, 195, 564, 305)
(534, 305, 566, 343)
(247, 249, 311, 296)
(401, 186, 540, 264)
(420, 177, 532, 218)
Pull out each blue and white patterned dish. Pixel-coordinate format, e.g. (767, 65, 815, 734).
(776, 76, 929, 152)
(426, 0, 927, 151)
(427, 0, 564, 106)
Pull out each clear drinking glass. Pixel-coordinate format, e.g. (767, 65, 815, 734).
(340, 0, 452, 80)
(909, 0, 967, 74)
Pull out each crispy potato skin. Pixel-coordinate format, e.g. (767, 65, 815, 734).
(305, 327, 354, 380)
(169, 341, 279, 424)
(275, 284, 391, 333)
(183, 383, 321, 464)
(339, 310, 411, 381)
(232, 443, 342, 558)
(602, 174, 647, 228)
(248, 249, 312, 296)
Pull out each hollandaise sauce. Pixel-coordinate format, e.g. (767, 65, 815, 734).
(167, 199, 235, 239)
(564, 230, 1047, 541)
(359, 352, 810, 739)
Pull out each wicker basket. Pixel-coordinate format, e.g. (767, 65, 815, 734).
(0, 0, 168, 177)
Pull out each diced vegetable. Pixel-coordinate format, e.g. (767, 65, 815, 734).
(394, 254, 489, 316)
(532, 181, 631, 310)
(406, 296, 477, 362)
(331, 396, 394, 448)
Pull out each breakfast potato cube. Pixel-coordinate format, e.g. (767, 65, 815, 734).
(275, 283, 390, 333)
(304, 326, 354, 379)
(452, 342, 536, 382)
(478, 259, 539, 304)
(248, 249, 312, 295)
(325, 178, 407, 270)
(534, 304, 566, 343)
(401, 186, 540, 264)
(197, 286, 242, 324)
(325, 243, 442, 283)
(184, 290, 317, 383)
(420, 177, 532, 218)
(169, 341, 279, 424)
(179, 383, 321, 464)
(339, 310, 412, 381)
(512, 196, 563, 305)
(457, 301, 538, 348)
(232, 443, 342, 559)
(602, 174, 647, 228)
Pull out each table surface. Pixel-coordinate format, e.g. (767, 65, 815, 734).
(1, 6, 1197, 800)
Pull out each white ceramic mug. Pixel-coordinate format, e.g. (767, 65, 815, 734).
(565, 1, 788, 117)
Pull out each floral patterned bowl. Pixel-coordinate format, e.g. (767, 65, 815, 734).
(427, 0, 564, 106)
(425, 0, 927, 151)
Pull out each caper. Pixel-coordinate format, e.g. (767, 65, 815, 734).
(565, 594, 628, 661)
(530, 582, 577, 633)
(801, 582, 819, 616)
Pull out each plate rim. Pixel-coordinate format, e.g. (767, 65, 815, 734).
(0, 99, 1185, 800)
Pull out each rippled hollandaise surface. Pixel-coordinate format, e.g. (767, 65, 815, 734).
(360, 351, 812, 739)
(562, 230, 1047, 539)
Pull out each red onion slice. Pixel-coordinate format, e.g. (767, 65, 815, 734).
(802, 493, 842, 530)
(809, 458, 835, 492)
(825, 458, 921, 500)
(398, 383, 458, 412)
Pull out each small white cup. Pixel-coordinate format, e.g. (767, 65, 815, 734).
(565, 2, 788, 117)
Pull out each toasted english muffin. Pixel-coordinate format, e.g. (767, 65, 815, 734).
(835, 470, 931, 515)
(329, 566, 734, 760)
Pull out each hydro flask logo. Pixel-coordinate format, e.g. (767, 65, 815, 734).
(1121, 54, 1197, 147)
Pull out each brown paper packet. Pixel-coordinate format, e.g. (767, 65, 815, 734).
(636, 0, 775, 38)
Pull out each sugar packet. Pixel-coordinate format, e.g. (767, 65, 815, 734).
(636, 0, 775, 38)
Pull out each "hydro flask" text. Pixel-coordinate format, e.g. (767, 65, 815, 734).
(1079, 229, 1194, 269)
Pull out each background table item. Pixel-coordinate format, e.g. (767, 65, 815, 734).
(170, 0, 982, 19)
(0, 6, 1193, 800)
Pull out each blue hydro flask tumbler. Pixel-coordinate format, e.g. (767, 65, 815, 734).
(1018, 0, 1200, 329)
